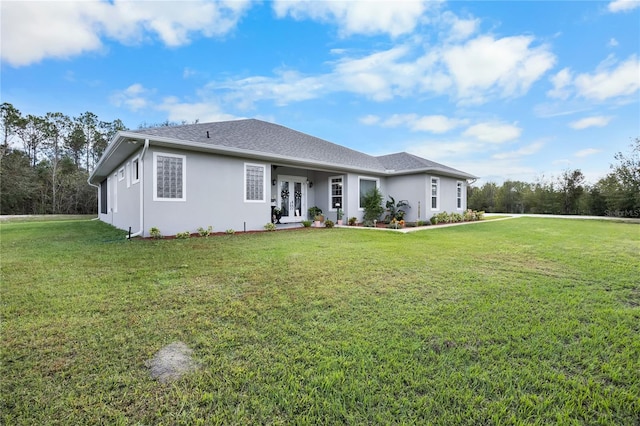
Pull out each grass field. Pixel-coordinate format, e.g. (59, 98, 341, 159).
(1, 218, 639, 425)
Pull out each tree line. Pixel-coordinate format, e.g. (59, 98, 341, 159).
(0, 102, 127, 215)
(1, 102, 638, 218)
(468, 138, 640, 218)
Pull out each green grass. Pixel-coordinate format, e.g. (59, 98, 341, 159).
(1, 218, 639, 425)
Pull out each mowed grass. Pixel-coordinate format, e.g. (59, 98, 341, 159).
(1, 218, 638, 425)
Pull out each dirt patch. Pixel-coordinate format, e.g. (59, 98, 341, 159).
(145, 341, 200, 383)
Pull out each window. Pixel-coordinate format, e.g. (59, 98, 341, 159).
(112, 173, 118, 212)
(132, 157, 140, 184)
(153, 152, 186, 201)
(126, 162, 131, 188)
(456, 181, 463, 209)
(118, 167, 125, 181)
(244, 163, 265, 202)
(430, 177, 439, 210)
(329, 176, 343, 210)
(359, 177, 379, 209)
(100, 179, 107, 214)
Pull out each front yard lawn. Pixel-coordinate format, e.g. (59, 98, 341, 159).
(1, 218, 638, 424)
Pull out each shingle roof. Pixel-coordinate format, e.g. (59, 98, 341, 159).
(376, 152, 473, 177)
(133, 119, 384, 171)
(96, 118, 474, 180)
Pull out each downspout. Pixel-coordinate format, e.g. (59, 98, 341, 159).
(87, 181, 100, 220)
(127, 139, 149, 239)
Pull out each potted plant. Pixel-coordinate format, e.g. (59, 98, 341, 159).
(308, 206, 323, 226)
(273, 207, 282, 224)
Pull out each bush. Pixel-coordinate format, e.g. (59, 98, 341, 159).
(264, 223, 277, 231)
(149, 227, 162, 239)
(324, 219, 335, 228)
(197, 225, 213, 237)
(348, 216, 357, 226)
(225, 229, 235, 234)
(362, 187, 384, 223)
(175, 231, 191, 239)
(301, 220, 312, 227)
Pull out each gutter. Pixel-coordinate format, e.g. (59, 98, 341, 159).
(86, 180, 100, 220)
(127, 138, 149, 239)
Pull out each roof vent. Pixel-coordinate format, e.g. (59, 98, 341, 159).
(206, 131, 210, 138)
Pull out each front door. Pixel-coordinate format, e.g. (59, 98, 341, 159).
(278, 176, 306, 223)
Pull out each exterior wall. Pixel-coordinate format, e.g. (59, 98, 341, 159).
(98, 152, 141, 234)
(427, 175, 467, 217)
(385, 174, 426, 222)
(140, 147, 273, 236)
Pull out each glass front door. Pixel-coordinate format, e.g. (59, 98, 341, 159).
(278, 177, 306, 223)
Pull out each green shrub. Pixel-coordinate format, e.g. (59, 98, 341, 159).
(348, 216, 357, 226)
(264, 223, 277, 231)
(149, 227, 163, 239)
(324, 219, 335, 228)
(301, 220, 312, 227)
(197, 225, 213, 237)
(175, 231, 191, 239)
(225, 229, 235, 235)
(362, 187, 384, 223)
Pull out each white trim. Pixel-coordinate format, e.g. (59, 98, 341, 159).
(430, 176, 440, 211)
(358, 176, 380, 211)
(153, 152, 187, 202)
(244, 162, 266, 203)
(118, 167, 125, 182)
(132, 156, 140, 185)
(106, 176, 112, 213)
(456, 181, 463, 210)
(328, 175, 344, 211)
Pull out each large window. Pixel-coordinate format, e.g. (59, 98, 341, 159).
(100, 179, 107, 214)
(359, 177, 378, 209)
(330, 176, 343, 210)
(430, 177, 440, 210)
(245, 163, 266, 202)
(153, 152, 186, 201)
(457, 181, 463, 209)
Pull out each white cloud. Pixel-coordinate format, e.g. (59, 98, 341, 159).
(463, 122, 522, 144)
(272, 0, 433, 37)
(359, 115, 380, 125)
(492, 141, 545, 160)
(158, 97, 239, 123)
(608, 0, 640, 13)
(369, 113, 467, 133)
(608, 38, 619, 47)
(1, 0, 252, 66)
(574, 55, 640, 101)
(443, 35, 556, 103)
(547, 68, 573, 100)
(575, 148, 602, 157)
(110, 84, 153, 112)
(569, 116, 613, 130)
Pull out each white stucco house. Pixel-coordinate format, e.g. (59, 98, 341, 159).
(89, 119, 476, 237)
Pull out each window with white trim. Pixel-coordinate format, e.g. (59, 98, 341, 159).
(153, 152, 186, 201)
(244, 163, 266, 202)
(359, 177, 379, 209)
(126, 162, 131, 188)
(132, 157, 140, 184)
(456, 181, 463, 210)
(430, 177, 440, 210)
(112, 172, 118, 212)
(329, 176, 343, 210)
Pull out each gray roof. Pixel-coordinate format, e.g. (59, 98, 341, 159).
(90, 118, 475, 183)
(132, 119, 384, 171)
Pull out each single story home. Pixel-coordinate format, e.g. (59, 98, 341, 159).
(89, 119, 476, 237)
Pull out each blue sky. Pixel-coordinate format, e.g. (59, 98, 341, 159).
(2, 0, 639, 184)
